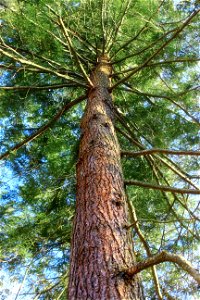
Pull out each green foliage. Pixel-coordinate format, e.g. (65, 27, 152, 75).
(0, 0, 199, 298)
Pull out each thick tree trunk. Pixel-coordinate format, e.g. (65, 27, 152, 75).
(68, 55, 142, 299)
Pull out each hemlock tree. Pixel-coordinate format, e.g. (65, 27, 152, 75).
(0, 0, 200, 299)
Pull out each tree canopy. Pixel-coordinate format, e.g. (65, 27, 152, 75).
(0, 0, 199, 299)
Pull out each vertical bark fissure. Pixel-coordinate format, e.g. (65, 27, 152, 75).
(68, 54, 142, 299)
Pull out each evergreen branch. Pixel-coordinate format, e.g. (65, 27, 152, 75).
(0, 48, 87, 87)
(46, 4, 95, 51)
(161, 287, 177, 300)
(58, 17, 93, 87)
(114, 57, 200, 75)
(63, 27, 96, 53)
(118, 124, 199, 237)
(118, 86, 200, 126)
(46, 4, 96, 53)
(111, 8, 199, 89)
(112, 27, 177, 65)
(124, 179, 200, 195)
(0, 64, 84, 80)
(106, 0, 132, 54)
(0, 94, 86, 161)
(127, 195, 163, 299)
(14, 264, 32, 300)
(158, 156, 199, 191)
(128, 218, 196, 224)
(22, 14, 71, 51)
(121, 149, 200, 156)
(0, 44, 71, 70)
(115, 107, 199, 191)
(111, 0, 165, 59)
(146, 157, 200, 223)
(123, 251, 200, 284)
(100, 0, 106, 54)
(0, 83, 82, 90)
(33, 276, 67, 299)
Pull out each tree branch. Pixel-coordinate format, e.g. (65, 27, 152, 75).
(111, 9, 199, 89)
(111, 0, 165, 59)
(121, 149, 200, 157)
(123, 251, 200, 284)
(0, 94, 86, 160)
(106, 0, 132, 53)
(114, 57, 200, 76)
(117, 85, 200, 126)
(125, 179, 200, 195)
(127, 195, 163, 299)
(0, 83, 83, 90)
(58, 17, 93, 87)
(0, 48, 87, 87)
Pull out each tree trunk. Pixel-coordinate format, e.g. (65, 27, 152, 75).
(68, 55, 142, 299)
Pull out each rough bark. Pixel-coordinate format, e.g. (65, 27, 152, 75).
(68, 55, 142, 299)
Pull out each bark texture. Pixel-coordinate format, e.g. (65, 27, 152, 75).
(68, 55, 142, 299)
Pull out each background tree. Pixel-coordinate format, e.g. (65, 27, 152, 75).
(0, 0, 199, 299)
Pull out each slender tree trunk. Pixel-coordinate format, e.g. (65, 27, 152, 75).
(68, 55, 142, 299)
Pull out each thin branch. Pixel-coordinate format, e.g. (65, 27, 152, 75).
(158, 156, 199, 191)
(127, 218, 196, 225)
(100, 0, 106, 54)
(117, 121, 200, 231)
(111, 9, 199, 89)
(125, 179, 200, 195)
(0, 63, 84, 80)
(45, 4, 96, 53)
(116, 107, 199, 190)
(111, 28, 177, 65)
(0, 48, 87, 87)
(0, 94, 86, 161)
(14, 263, 32, 300)
(22, 14, 71, 52)
(58, 17, 93, 87)
(106, 0, 132, 53)
(121, 149, 200, 157)
(127, 195, 163, 299)
(123, 250, 200, 284)
(114, 57, 200, 75)
(146, 154, 200, 223)
(111, 0, 165, 59)
(0, 83, 83, 90)
(118, 86, 200, 126)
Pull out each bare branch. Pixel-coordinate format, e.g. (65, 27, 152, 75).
(0, 94, 86, 161)
(121, 149, 200, 157)
(125, 179, 200, 195)
(123, 251, 200, 284)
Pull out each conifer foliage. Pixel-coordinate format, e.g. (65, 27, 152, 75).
(0, 0, 200, 299)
